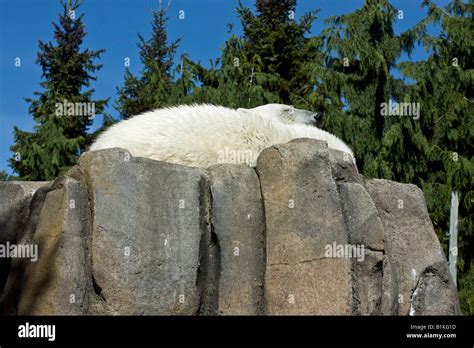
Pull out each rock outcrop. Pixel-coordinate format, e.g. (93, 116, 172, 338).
(0, 139, 460, 315)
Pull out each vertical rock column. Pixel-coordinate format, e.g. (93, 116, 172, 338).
(367, 179, 461, 315)
(16, 177, 92, 315)
(338, 182, 397, 315)
(0, 182, 49, 294)
(208, 164, 266, 315)
(76, 149, 206, 315)
(256, 139, 352, 314)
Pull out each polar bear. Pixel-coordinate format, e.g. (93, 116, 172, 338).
(89, 104, 355, 167)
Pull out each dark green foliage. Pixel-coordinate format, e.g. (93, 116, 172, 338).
(187, 0, 320, 110)
(0, 170, 9, 181)
(308, 0, 419, 178)
(9, 0, 108, 180)
(399, 0, 473, 314)
(116, 6, 180, 118)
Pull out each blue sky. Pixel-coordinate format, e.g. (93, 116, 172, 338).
(0, 0, 450, 175)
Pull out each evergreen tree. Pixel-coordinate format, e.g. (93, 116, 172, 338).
(188, 0, 320, 109)
(9, 0, 107, 180)
(399, 0, 473, 314)
(0, 170, 9, 181)
(309, 0, 417, 177)
(172, 54, 198, 104)
(116, 5, 179, 119)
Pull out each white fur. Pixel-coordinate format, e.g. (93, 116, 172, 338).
(89, 104, 355, 167)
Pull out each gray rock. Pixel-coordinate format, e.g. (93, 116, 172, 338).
(16, 177, 92, 315)
(0, 181, 50, 303)
(410, 261, 461, 315)
(350, 249, 384, 315)
(256, 139, 352, 315)
(381, 255, 399, 315)
(208, 164, 265, 315)
(338, 182, 397, 315)
(0, 141, 461, 316)
(339, 183, 384, 251)
(328, 149, 364, 185)
(0, 181, 49, 246)
(366, 179, 460, 315)
(76, 148, 205, 315)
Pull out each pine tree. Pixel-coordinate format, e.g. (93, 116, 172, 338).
(309, 0, 418, 177)
(116, 5, 179, 119)
(9, 0, 107, 180)
(188, 0, 320, 109)
(172, 54, 198, 104)
(0, 170, 8, 181)
(399, 0, 473, 314)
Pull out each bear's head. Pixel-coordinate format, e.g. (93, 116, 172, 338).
(237, 104, 320, 126)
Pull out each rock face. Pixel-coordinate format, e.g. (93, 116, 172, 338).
(74, 149, 205, 315)
(0, 140, 460, 315)
(0, 181, 51, 309)
(366, 180, 461, 315)
(208, 164, 265, 315)
(256, 140, 352, 315)
(16, 177, 91, 315)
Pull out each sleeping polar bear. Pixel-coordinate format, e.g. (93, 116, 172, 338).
(89, 104, 355, 167)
